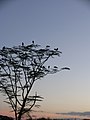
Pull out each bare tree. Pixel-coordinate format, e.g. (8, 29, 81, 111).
(0, 41, 70, 120)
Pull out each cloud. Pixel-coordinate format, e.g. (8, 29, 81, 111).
(30, 111, 90, 119)
(56, 111, 90, 117)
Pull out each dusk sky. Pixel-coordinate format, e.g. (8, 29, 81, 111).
(1, 0, 90, 118)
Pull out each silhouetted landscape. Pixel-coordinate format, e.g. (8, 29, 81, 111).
(0, 115, 13, 120)
(0, 115, 90, 120)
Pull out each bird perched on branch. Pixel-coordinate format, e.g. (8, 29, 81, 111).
(54, 66, 58, 68)
(22, 42, 24, 46)
(2, 46, 5, 50)
(32, 41, 34, 44)
(54, 48, 58, 51)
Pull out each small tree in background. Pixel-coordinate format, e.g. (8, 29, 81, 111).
(0, 41, 70, 120)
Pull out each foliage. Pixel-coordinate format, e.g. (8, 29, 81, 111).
(0, 41, 70, 120)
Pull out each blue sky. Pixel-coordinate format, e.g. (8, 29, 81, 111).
(1, 0, 90, 116)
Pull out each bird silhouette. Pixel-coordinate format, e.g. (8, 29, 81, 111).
(48, 66, 50, 68)
(54, 66, 58, 68)
(22, 42, 24, 46)
(32, 41, 34, 44)
(2, 46, 5, 50)
(54, 48, 58, 51)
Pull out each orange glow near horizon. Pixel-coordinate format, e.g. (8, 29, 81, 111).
(0, 110, 14, 118)
(1, 110, 90, 119)
(30, 111, 90, 119)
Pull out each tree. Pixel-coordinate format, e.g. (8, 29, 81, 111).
(0, 41, 70, 120)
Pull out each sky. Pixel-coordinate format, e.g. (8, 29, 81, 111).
(1, 0, 90, 118)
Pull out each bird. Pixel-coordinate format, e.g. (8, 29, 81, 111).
(61, 67, 70, 70)
(54, 48, 58, 51)
(22, 42, 24, 46)
(54, 66, 58, 68)
(2, 46, 5, 50)
(32, 41, 34, 44)
(48, 66, 50, 68)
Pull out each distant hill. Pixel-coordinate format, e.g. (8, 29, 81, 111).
(0, 115, 13, 120)
(56, 111, 90, 117)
